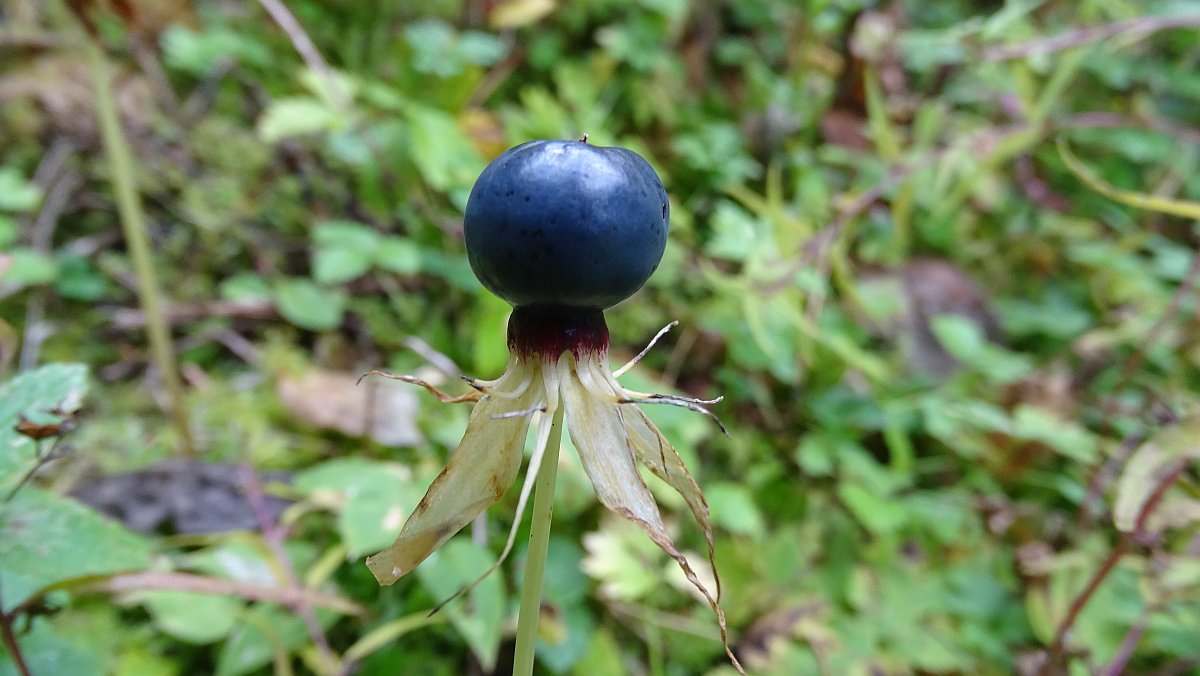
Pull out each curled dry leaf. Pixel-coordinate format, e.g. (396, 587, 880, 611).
(1113, 416, 1200, 534)
(277, 368, 422, 447)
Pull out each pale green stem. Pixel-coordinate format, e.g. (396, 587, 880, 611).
(83, 32, 195, 456)
(512, 402, 565, 675)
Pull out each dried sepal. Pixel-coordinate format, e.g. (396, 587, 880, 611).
(428, 364, 564, 614)
(358, 370, 482, 404)
(366, 370, 538, 584)
(624, 407, 720, 598)
(564, 357, 744, 674)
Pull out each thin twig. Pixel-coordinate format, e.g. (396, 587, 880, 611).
(1038, 463, 1187, 674)
(238, 465, 343, 675)
(1077, 215, 1200, 529)
(109, 299, 278, 329)
(64, 571, 366, 617)
(0, 583, 32, 676)
(256, 0, 350, 109)
(83, 29, 195, 456)
(1100, 607, 1152, 676)
(983, 15, 1200, 62)
(401, 336, 464, 378)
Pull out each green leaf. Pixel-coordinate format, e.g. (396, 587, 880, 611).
(1010, 405, 1098, 464)
(929, 313, 988, 361)
(0, 488, 152, 612)
(215, 604, 314, 676)
(0, 214, 16, 246)
(258, 98, 340, 143)
(930, 314, 1031, 382)
(273, 279, 345, 331)
(0, 168, 41, 212)
(161, 25, 271, 76)
(218, 273, 272, 303)
(313, 246, 373, 284)
(294, 459, 423, 557)
(405, 105, 485, 192)
(540, 537, 588, 608)
(837, 483, 906, 536)
(0, 363, 89, 492)
(1, 248, 59, 289)
(416, 539, 504, 671)
(537, 603, 593, 673)
(54, 255, 109, 301)
(375, 237, 422, 275)
(184, 540, 277, 585)
(313, 220, 380, 251)
(704, 482, 765, 537)
(570, 628, 625, 676)
(581, 519, 662, 601)
(141, 591, 242, 644)
(0, 618, 104, 676)
(472, 292, 512, 375)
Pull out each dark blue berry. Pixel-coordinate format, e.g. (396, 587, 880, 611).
(464, 139, 669, 311)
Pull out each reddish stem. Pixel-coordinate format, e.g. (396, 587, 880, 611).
(0, 604, 32, 676)
(1038, 463, 1186, 675)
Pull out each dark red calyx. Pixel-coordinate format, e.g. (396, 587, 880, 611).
(507, 306, 609, 362)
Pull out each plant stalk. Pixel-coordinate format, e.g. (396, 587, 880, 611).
(83, 34, 195, 456)
(0, 588, 32, 676)
(512, 402, 565, 676)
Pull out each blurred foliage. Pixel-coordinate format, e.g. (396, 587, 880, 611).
(2, 0, 1200, 674)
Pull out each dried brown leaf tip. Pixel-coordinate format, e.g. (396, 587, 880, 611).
(14, 408, 77, 441)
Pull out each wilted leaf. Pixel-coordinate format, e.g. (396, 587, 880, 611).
(489, 0, 557, 29)
(1113, 418, 1200, 533)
